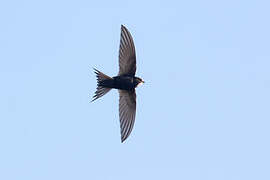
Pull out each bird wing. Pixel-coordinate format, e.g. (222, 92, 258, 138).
(118, 89, 136, 142)
(118, 25, 136, 76)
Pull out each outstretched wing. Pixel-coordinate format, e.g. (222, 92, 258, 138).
(118, 90, 136, 142)
(118, 25, 136, 76)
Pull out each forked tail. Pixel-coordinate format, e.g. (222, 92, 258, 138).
(92, 68, 112, 102)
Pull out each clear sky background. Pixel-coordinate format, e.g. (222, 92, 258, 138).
(1, 0, 270, 179)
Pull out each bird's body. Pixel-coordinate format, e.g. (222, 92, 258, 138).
(100, 76, 142, 90)
(92, 25, 144, 142)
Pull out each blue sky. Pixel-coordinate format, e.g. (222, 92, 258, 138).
(1, 0, 270, 179)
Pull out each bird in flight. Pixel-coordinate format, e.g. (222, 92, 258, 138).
(92, 25, 144, 143)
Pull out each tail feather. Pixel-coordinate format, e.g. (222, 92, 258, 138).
(94, 68, 112, 82)
(92, 68, 112, 102)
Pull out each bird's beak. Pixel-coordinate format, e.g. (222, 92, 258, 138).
(138, 80, 144, 87)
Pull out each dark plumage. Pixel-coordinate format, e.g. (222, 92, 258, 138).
(92, 25, 144, 142)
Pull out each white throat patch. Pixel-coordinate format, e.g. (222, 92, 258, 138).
(137, 81, 144, 87)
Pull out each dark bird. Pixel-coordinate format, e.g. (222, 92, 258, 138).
(92, 25, 144, 143)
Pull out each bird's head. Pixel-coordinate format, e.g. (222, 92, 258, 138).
(134, 77, 145, 87)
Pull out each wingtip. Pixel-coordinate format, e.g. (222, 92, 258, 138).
(121, 135, 129, 143)
(121, 24, 127, 30)
(121, 138, 126, 143)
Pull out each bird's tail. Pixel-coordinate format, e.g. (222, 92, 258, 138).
(92, 68, 113, 102)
